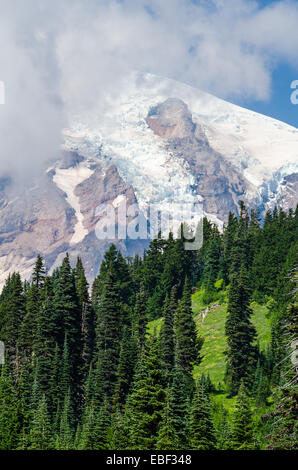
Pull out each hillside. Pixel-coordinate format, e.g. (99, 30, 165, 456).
(0, 205, 296, 450)
(148, 293, 271, 385)
(192, 292, 271, 385)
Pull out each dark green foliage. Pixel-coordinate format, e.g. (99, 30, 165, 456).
(0, 363, 23, 449)
(268, 269, 298, 450)
(52, 254, 81, 406)
(110, 410, 130, 450)
(160, 290, 176, 373)
(215, 405, 233, 450)
(175, 278, 203, 375)
(155, 391, 180, 450)
(0, 273, 25, 373)
(125, 335, 167, 449)
(231, 383, 255, 450)
(114, 325, 138, 404)
(169, 366, 190, 449)
(0, 205, 296, 450)
(95, 267, 122, 400)
(225, 267, 257, 395)
(56, 390, 75, 450)
(133, 287, 148, 348)
(75, 258, 95, 380)
(33, 277, 56, 402)
(189, 383, 217, 450)
(28, 395, 53, 450)
(78, 401, 111, 450)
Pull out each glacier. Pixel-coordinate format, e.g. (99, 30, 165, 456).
(62, 72, 298, 225)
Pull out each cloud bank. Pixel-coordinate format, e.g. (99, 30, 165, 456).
(0, 0, 298, 178)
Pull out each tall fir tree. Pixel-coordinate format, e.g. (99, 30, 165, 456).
(175, 278, 202, 376)
(231, 382, 255, 450)
(225, 267, 257, 395)
(155, 391, 180, 450)
(28, 395, 53, 450)
(189, 382, 217, 450)
(125, 335, 167, 450)
(160, 290, 176, 373)
(96, 266, 122, 400)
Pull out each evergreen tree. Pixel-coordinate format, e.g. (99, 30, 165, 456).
(0, 210, 296, 451)
(79, 400, 111, 450)
(189, 383, 217, 450)
(29, 395, 53, 450)
(268, 268, 298, 450)
(133, 287, 148, 348)
(32, 255, 46, 289)
(110, 410, 130, 450)
(95, 267, 122, 399)
(0, 363, 23, 450)
(75, 258, 95, 381)
(33, 277, 56, 401)
(56, 390, 74, 450)
(19, 256, 46, 365)
(215, 405, 233, 450)
(225, 267, 257, 395)
(53, 254, 81, 400)
(160, 290, 176, 373)
(156, 391, 180, 450)
(1, 273, 25, 375)
(169, 366, 190, 449)
(231, 383, 255, 450)
(125, 336, 167, 449)
(175, 278, 202, 375)
(115, 325, 138, 405)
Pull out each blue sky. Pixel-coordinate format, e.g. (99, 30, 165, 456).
(242, 62, 298, 128)
(227, 0, 298, 127)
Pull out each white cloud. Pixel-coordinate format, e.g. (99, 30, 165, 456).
(0, 0, 298, 178)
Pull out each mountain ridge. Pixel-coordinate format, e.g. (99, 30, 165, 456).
(0, 72, 297, 287)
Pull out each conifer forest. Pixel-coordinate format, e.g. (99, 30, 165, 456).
(0, 203, 297, 451)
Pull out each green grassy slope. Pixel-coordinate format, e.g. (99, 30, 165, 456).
(147, 290, 271, 387)
(193, 299, 271, 386)
(146, 290, 273, 445)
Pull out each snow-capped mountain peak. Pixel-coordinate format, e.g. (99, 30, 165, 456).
(64, 71, 298, 207)
(0, 72, 297, 289)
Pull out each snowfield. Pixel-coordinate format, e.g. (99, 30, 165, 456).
(62, 72, 298, 223)
(53, 163, 94, 245)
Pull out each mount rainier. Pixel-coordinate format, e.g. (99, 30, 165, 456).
(0, 72, 297, 287)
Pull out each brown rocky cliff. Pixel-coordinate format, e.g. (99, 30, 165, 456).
(146, 98, 251, 219)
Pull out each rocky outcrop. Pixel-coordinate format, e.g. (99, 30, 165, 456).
(75, 164, 137, 234)
(0, 156, 145, 288)
(0, 172, 76, 287)
(267, 173, 298, 212)
(146, 98, 253, 220)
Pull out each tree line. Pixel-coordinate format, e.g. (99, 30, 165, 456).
(0, 204, 297, 450)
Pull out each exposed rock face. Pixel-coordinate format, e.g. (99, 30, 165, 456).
(75, 164, 137, 234)
(267, 173, 298, 212)
(0, 172, 76, 287)
(146, 98, 252, 219)
(147, 98, 198, 139)
(0, 155, 145, 288)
